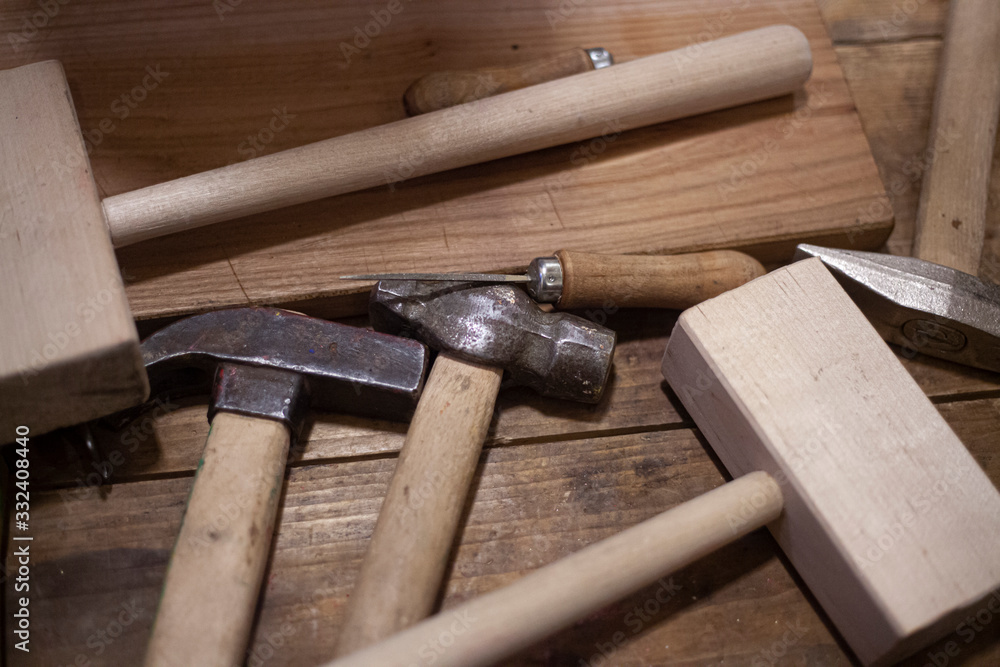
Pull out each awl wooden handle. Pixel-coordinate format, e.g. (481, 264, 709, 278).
(556, 249, 766, 309)
(403, 47, 605, 115)
(144, 412, 290, 667)
(325, 472, 783, 667)
(335, 354, 503, 657)
(912, 0, 1000, 273)
(103, 26, 812, 247)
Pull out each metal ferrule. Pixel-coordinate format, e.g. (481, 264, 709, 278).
(585, 47, 614, 70)
(526, 256, 564, 303)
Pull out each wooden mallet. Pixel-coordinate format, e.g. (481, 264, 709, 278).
(0, 26, 813, 437)
(325, 258, 1000, 667)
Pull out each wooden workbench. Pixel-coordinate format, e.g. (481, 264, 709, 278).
(4, 1, 999, 665)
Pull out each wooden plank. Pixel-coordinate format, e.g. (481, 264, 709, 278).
(0, 0, 892, 321)
(0, 60, 146, 437)
(10, 395, 1000, 666)
(661, 258, 1000, 665)
(816, 0, 948, 42)
(835, 39, 1000, 283)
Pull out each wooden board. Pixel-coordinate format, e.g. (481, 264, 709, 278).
(0, 0, 891, 321)
(4, 1, 1000, 665)
(662, 258, 1000, 665)
(0, 60, 146, 437)
(9, 397, 1000, 667)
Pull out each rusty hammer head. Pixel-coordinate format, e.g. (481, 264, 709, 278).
(368, 281, 615, 403)
(793, 244, 1000, 372)
(129, 307, 429, 437)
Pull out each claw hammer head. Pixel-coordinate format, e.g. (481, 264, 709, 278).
(794, 244, 1000, 372)
(127, 307, 430, 436)
(369, 282, 616, 403)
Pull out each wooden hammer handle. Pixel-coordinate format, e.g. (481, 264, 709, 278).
(144, 412, 290, 667)
(403, 48, 599, 116)
(912, 0, 1000, 273)
(325, 472, 783, 667)
(335, 353, 503, 657)
(556, 249, 765, 309)
(103, 26, 811, 247)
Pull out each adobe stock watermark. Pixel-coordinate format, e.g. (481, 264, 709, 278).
(60, 599, 145, 665)
(921, 590, 1000, 667)
(581, 577, 683, 666)
(6, 0, 71, 52)
(409, 608, 476, 665)
(339, 0, 413, 65)
(670, 0, 752, 74)
(49, 65, 170, 180)
(875, 0, 934, 40)
(853, 459, 970, 571)
(546, 0, 591, 28)
(237, 107, 296, 160)
(717, 81, 832, 200)
(849, 123, 962, 244)
(15, 274, 129, 386)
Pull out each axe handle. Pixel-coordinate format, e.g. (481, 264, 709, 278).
(335, 353, 503, 657)
(912, 0, 1000, 273)
(144, 412, 290, 667)
(403, 48, 598, 116)
(556, 249, 766, 309)
(102, 25, 812, 247)
(325, 472, 783, 667)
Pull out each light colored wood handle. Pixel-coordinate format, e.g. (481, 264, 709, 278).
(144, 412, 290, 667)
(556, 249, 765, 309)
(912, 0, 1000, 273)
(403, 48, 596, 116)
(334, 353, 503, 657)
(325, 472, 782, 667)
(103, 26, 812, 247)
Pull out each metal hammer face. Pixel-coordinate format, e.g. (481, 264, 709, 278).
(794, 244, 1000, 372)
(369, 281, 615, 403)
(138, 307, 429, 433)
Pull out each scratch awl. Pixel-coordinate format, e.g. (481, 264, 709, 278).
(404, 47, 613, 115)
(342, 249, 765, 310)
(793, 244, 1000, 372)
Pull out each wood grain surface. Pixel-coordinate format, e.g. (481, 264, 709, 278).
(0, 0, 890, 321)
(3, 1, 1000, 666)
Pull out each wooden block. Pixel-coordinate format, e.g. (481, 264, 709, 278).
(0, 61, 146, 437)
(662, 258, 1000, 665)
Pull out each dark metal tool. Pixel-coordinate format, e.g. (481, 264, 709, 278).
(134, 307, 429, 667)
(343, 249, 765, 310)
(335, 281, 615, 655)
(794, 244, 1000, 372)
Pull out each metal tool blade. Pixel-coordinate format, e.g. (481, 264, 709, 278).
(795, 244, 1000, 372)
(341, 272, 530, 283)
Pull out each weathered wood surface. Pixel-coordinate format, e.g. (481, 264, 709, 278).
(0, 0, 890, 321)
(4, 0, 1000, 665)
(9, 397, 1000, 666)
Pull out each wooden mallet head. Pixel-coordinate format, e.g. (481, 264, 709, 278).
(662, 258, 1000, 664)
(0, 61, 146, 436)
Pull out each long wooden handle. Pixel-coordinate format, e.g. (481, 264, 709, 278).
(556, 249, 766, 309)
(403, 48, 599, 116)
(103, 26, 812, 247)
(911, 0, 1000, 273)
(144, 412, 290, 667)
(334, 353, 503, 657)
(325, 472, 783, 667)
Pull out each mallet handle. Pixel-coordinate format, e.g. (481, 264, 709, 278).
(325, 472, 783, 667)
(556, 249, 766, 309)
(335, 353, 503, 656)
(403, 47, 599, 116)
(144, 412, 290, 667)
(912, 0, 1000, 273)
(103, 26, 812, 247)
